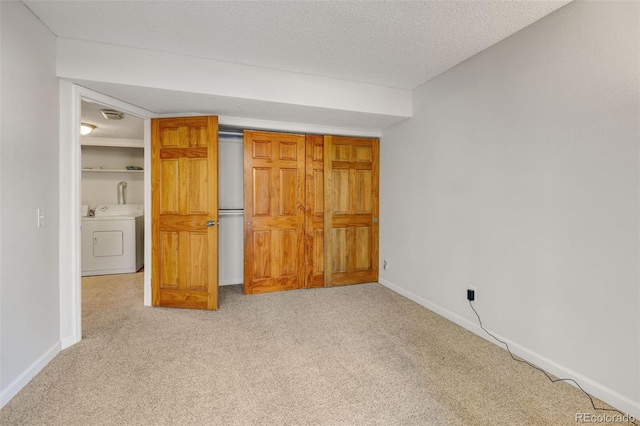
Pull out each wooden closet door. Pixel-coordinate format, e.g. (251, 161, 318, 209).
(151, 116, 219, 310)
(244, 131, 306, 294)
(324, 136, 379, 286)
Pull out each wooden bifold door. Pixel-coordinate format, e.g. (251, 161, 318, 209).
(323, 136, 379, 286)
(243, 131, 306, 294)
(244, 131, 379, 294)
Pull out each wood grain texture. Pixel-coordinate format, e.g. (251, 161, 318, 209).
(252, 168, 272, 216)
(280, 169, 298, 216)
(323, 136, 334, 287)
(152, 116, 219, 310)
(305, 135, 325, 288)
(324, 136, 379, 287)
(187, 232, 209, 290)
(244, 131, 305, 294)
(243, 132, 378, 293)
(160, 232, 179, 288)
(160, 147, 208, 159)
(187, 158, 208, 214)
(160, 160, 179, 214)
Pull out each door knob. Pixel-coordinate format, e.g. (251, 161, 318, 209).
(206, 220, 216, 227)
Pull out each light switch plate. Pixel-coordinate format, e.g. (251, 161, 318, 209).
(37, 208, 45, 228)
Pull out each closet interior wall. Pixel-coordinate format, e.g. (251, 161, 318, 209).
(218, 130, 244, 286)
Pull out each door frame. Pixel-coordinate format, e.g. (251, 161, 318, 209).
(59, 82, 155, 348)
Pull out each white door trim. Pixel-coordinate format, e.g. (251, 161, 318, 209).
(59, 82, 155, 349)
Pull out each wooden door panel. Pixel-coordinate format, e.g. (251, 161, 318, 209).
(305, 135, 325, 288)
(333, 144, 349, 162)
(280, 142, 298, 160)
(313, 229, 324, 274)
(355, 145, 372, 162)
(331, 227, 348, 273)
(161, 160, 179, 214)
(160, 232, 179, 287)
(253, 168, 272, 216)
(152, 116, 218, 310)
(157, 289, 210, 309)
(282, 229, 300, 272)
(332, 169, 350, 213)
(188, 126, 208, 147)
(355, 170, 372, 213)
(252, 230, 271, 278)
(187, 158, 209, 214)
(160, 127, 180, 147)
(159, 148, 208, 159)
(247, 228, 301, 292)
(280, 169, 298, 215)
(324, 136, 379, 287)
(187, 232, 209, 290)
(313, 171, 324, 214)
(244, 131, 305, 294)
(354, 226, 372, 270)
(253, 140, 272, 159)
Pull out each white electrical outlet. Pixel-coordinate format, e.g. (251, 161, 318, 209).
(37, 208, 45, 228)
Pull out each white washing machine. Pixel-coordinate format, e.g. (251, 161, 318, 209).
(81, 204, 144, 276)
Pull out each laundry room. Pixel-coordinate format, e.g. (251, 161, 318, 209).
(81, 100, 144, 208)
(80, 100, 145, 276)
(79, 102, 245, 284)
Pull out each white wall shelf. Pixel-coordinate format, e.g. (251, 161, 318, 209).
(81, 141, 145, 207)
(81, 137, 143, 148)
(82, 169, 144, 173)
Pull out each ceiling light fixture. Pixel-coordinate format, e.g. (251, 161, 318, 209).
(80, 123, 96, 135)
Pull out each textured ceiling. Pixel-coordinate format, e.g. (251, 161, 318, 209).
(29, 1, 571, 135)
(25, 1, 571, 90)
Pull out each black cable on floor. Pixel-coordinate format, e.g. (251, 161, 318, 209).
(468, 300, 638, 425)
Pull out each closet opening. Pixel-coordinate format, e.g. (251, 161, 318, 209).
(218, 127, 245, 289)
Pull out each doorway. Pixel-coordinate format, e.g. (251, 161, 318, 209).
(80, 99, 145, 277)
(80, 99, 146, 316)
(59, 82, 154, 348)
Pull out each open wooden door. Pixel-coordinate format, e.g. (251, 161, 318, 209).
(244, 131, 306, 294)
(324, 136, 379, 286)
(151, 116, 219, 310)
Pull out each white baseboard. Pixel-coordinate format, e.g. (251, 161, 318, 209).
(377, 278, 640, 419)
(61, 334, 81, 350)
(0, 341, 61, 409)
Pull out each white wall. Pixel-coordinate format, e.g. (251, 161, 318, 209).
(81, 145, 145, 208)
(380, 0, 640, 417)
(81, 172, 144, 209)
(56, 37, 412, 119)
(0, 0, 61, 407)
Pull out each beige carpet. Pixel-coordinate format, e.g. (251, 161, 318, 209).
(0, 273, 625, 425)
